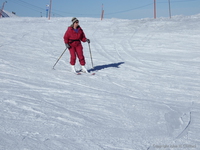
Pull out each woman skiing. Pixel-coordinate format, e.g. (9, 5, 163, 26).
(64, 17, 90, 73)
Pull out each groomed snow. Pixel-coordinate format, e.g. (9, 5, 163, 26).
(0, 15, 200, 150)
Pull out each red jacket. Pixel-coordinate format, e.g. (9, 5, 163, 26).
(63, 26, 87, 47)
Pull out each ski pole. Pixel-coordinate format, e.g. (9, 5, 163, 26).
(88, 43, 94, 69)
(52, 48, 67, 69)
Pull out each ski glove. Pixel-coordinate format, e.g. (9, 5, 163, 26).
(65, 43, 70, 49)
(86, 39, 90, 43)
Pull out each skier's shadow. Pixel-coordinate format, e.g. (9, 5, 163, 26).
(88, 62, 124, 72)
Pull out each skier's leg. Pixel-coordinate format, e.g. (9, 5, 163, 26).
(68, 47, 77, 73)
(76, 45, 86, 66)
(76, 45, 88, 73)
(68, 47, 76, 65)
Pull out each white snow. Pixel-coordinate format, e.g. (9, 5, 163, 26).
(0, 15, 200, 150)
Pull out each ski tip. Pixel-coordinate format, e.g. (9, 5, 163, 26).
(91, 73, 95, 75)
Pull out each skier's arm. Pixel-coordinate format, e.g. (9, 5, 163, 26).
(63, 29, 70, 44)
(80, 29, 87, 42)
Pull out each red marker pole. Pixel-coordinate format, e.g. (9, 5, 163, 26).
(168, 0, 171, 19)
(48, 0, 52, 20)
(154, 0, 156, 19)
(101, 4, 104, 20)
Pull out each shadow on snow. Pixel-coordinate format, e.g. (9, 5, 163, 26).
(88, 62, 124, 72)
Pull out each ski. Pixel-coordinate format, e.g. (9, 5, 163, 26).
(53, 68, 95, 75)
(75, 72, 95, 75)
(75, 69, 96, 75)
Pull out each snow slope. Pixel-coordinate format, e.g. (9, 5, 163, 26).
(0, 15, 200, 150)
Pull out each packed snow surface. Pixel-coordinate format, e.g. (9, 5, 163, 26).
(0, 15, 200, 150)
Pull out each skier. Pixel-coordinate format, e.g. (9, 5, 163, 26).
(64, 17, 90, 73)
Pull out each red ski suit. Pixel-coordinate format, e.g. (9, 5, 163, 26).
(63, 26, 87, 66)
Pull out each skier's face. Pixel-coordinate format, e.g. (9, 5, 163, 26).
(74, 21, 79, 28)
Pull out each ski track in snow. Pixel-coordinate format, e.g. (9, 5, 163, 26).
(0, 16, 200, 150)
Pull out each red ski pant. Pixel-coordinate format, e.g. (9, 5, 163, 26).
(68, 45, 85, 66)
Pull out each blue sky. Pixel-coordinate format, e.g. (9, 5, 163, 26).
(1, 0, 200, 19)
